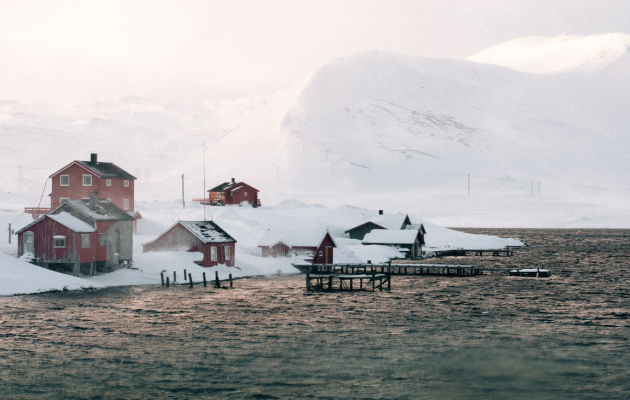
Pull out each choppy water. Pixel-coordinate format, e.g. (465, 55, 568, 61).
(1, 229, 629, 399)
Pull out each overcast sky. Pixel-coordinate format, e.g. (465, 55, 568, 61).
(1, 0, 629, 104)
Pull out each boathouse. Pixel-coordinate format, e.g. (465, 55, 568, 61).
(16, 190, 134, 276)
(204, 178, 260, 207)
(345, 211, 412, 240)
(258, 229, 337, 264)
(362, 227, 425, 258)
(143, 221, 236, 267)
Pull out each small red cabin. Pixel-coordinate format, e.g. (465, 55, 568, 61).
(206, 178, 260, 207)
(142, 221, 237, 268)
(258, 229, 337, 264)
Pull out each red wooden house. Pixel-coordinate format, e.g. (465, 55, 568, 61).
(344, 210, 412, 240)
(258, 229, 337, 264)
(16, 190, 134, 276)
(205, 178, 261, 207)
(142, 221, 237, 267)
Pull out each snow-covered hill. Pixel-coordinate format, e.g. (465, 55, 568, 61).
(1, 33, 629, 227)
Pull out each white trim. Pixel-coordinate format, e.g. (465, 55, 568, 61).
(59, 197, 69, 202)
(53, 236, 66, 248)
(81, 234, 91, 248)
(224, 246, 230, 260)
(60, 175, 70, 186)
(123, 199, 129, 210)
(211, 246, 217, 261)
(106, 179, 111, 186)
(49, 161, 102, 179)
(124, 180, 129, 187)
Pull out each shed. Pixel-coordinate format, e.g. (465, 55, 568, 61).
(362, 227, 425, 258)
(258, 229, 337, 264)
(143, 221, 237, 267)
(345, 211, 412, 240)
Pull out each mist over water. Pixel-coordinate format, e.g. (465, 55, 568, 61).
(1, 229, 629, 399)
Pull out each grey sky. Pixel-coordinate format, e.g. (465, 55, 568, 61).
(1, 0, 628, 104)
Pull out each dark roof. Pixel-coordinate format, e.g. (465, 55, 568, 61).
(178, 221, 237, 244)
(208, 181, 237, 192)
(78, 161, 136, 179)
(52, 199, 134, 221)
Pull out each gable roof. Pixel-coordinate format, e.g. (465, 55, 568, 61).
(345, 213, 411, 233)
(49, 160, 136, 180)
(208, 181, 259, 193)
(258, 229, 336, 249)
(52, 199, 134, 222)
(16, 212, 96, 234)
(144, 220, 236, 246)
(363, 229, 421, 245)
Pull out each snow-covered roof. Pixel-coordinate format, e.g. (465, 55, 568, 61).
(48, 212, 96, 233)
(258, 229, 335, 248)
(54, 199, 133, 221)
(178, 221, 236, 244)
(49, 160, 135, 179)
(363, 229, 421, 245)
(345, 213, 410, 233)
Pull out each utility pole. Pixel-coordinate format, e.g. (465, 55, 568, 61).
(468, 174, 470, 194)
(203, 140, 206, 221)
(531, 179, 534, 196)
(182, 174, 185, 209)
(8, 223, 11, 244)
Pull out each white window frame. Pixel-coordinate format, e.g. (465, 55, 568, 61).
(124, 180, 129, 187)
(106, 198, 112, 202)
(53, 236, 66, 248)
(106, 179, 112, 186)
(99, 233, 107, 246)
(81, 234, 90, 248)
(59, 197, 69, 203)
(83, 175, 92, 186)
(60, 175, 70, 186)
(244, 192, 247, 197)
(224, 246, 230, 261)
(211, 246, 217, 261)
(123, 199, 130, 210)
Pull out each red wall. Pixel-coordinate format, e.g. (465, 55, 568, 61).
(50, 163, 135, 211)
(224, 184, 258, 206)
(203, 242, 235, 267)
(313, 234, 335, 264)
(17, 217, 100, 263)
(143, 224, 204, 253)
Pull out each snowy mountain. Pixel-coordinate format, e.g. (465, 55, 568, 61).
(1, 33, 629, 227)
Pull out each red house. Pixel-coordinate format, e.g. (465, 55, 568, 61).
(48, 153, 137, 212)
(258, 229, 337, 264)
(142, 221, 237, 268)
(206, 178, 261, 207)
(16, 191, 134, 276)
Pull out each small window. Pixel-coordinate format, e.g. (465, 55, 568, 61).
(124, 180, 129, 187)
(319, 251, 323, 256)
(224, 246, 230, 261)
(60, 175, 69, 186)
(106, 179, 111, 186)
(53, 236, 66, 248)
(83, 175, 92, 186)
(218, 193, 222, 199)
(59, 197, 69, 203)
(81, 234, 90, 248)
(211, 246, 217, 261)
(123, 199, 129, 210)
(99, 234, 107, 246)
(244, 192, 247, 197)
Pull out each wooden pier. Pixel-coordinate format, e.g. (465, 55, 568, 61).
(294, 263, 483, 277)
(431, 247, 515, 257)
(305, 270, 390, 292)
(509, 268, 551, 277)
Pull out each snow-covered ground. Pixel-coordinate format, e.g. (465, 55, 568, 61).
(0, 199, 522, 296)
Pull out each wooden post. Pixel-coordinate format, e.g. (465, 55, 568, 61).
(203, 272, 207, 287)
(387, 262, 391, 290)
(182, 173, 186, 209)
(184, 269, 187, 281)
(215, 271, 220, 288)
(188, 273, 193, 288)
(161, 272, 165, 286)
(306, 270, 311, 290)
(372, 269, 376, 291)
(166, 277, 170, 287)
(173, 271, 177, 283)
(229, 273, 233, 287)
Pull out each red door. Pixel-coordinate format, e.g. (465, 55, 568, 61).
(325, 246, 333, 264)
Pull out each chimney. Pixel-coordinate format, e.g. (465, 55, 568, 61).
(379, 210, 383, 215)
(231, 178, 235, 184)
(89, 190, 98, 204)
(90, 153, 97, 164)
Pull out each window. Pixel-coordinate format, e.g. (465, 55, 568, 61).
(81, 234, 90, 248)
(218, 193, 222, 199)
(211, 246, 217, 261)
(83, 175, 92, 186)
(60, 175, 69, 186)
(124, 180, 129, 187)
(244, 192, 247, 197)
(59, 197, 69, 203)
(106, 198, 112, 202)
(319, 251, 323, 257)
(53, 236, 66, 248)
(99, 234, 107, 246)
(224, 246, 230, 261)
(106, 179, 111, 186)
(123, 199, 129, 210)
